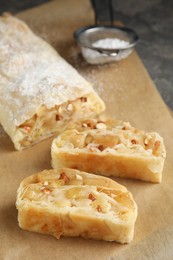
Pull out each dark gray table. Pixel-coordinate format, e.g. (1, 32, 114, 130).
(1, 0, 172, 111)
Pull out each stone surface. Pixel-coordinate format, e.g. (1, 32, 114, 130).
(117, 0, 173, 111)
(0, 0, 172, 110)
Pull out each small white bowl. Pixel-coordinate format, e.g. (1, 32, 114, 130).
(74, 25, 139, 64)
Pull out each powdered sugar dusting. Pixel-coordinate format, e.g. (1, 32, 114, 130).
(68, 45, 105, 96)
(68, 43, 130, 116)
(83, 69, 105, 96)
(0, 15, 95, 130)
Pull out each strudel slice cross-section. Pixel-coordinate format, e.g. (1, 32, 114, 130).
(51, 118, 166, 182)
(0, 14, 105, 150)
(16, 168, 137, 243)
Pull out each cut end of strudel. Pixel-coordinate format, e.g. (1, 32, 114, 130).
(0, 14, 105, 150)
(51, 118, 166, 183)
(16, 168, 137, 243)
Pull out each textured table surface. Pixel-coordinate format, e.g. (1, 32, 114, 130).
(0, 0, 172, 111)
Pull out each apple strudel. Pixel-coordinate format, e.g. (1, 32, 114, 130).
(51, 118, 166, 182)
(16, 168, 137, 243)
(0, 14, 105, 150)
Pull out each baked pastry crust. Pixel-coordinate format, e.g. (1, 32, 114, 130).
(16, 168, 137, 243)
(51, 118, 166, 182)
(0, 14, 105, 150)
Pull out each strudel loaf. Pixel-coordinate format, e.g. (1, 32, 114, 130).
(16, 168, 137, 243)
(51, 118, 166, 182)
(0, 14, 105, 150)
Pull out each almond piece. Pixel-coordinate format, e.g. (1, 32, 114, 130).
(67, 104, 73, 111)
(59, 172, 69, 182)
(56, 114, 63, 121)
(131, 139, 138, 145)
(20, 125, 32, 133)
(98, 145, 105, 151)
(76, 174, 83, 180)
(88, 193, 96, 201)
(96, 123, 107, 130)
(82, 123, 88, 128)
(43, 181, 48, 186)
(42, 187, 51, 194)
(80, 97, 87, 102)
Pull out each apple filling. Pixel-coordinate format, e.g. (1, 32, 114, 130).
(53, 125, 165, 158)
(20, 172, 132, 221)
(14, 92, 104, 149)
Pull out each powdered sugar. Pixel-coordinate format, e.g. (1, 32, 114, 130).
(80, 37, 132, 64)
(92, 38, 129, 49)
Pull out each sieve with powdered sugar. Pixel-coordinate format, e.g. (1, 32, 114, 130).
(74, 0, 139, 64)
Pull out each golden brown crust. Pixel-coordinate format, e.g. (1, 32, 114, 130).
(16, 168, 137, 243)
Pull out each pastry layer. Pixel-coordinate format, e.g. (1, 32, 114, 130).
(0, 14, 105, 150)
(16, 168, 137, 243)
(51, 118, 166, 182)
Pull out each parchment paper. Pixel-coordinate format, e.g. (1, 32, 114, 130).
(0, 0, 173, 259)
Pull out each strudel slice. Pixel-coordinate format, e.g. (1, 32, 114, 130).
(51, 118, 166, 182)
(0, 14, 105, 150)
(16, 168, 137, 243)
